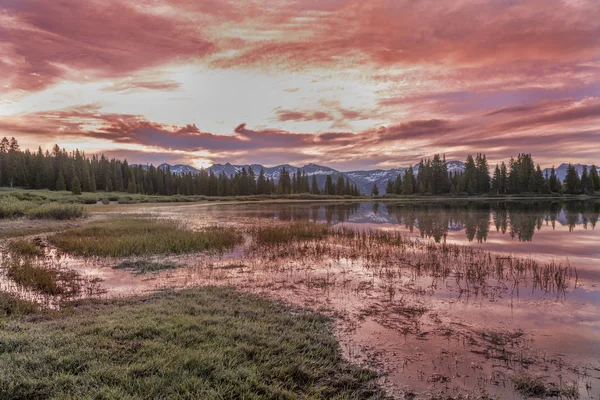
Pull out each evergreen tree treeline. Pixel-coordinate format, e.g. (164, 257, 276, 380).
(385, 153, 600, 196)
(0, 138, 361, 196)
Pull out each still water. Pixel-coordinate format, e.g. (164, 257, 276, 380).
(212, 199, 600, 271)
(176, 199, 600, 399)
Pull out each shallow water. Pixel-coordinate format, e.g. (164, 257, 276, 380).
(2, 199, 600, 399)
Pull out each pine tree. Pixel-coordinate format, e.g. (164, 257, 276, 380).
(464, 155, 476, 195)
(394, 174, 402, 195)
(127, 177, 136, 194)
(371, 184, 379, 196)
(491, 164, 502, 194)
(385, 179, 394, 195)
(256, 168, 267, 195)
(56, 171, 66, 191)
(475, 154, 490, 193)
(590, 165, 600, 193)
(581, 166, 590, 194)
(548, 166, 561, 193)
(336, 175, 345, 195)
(402, 167, 415, 195)
(310, 175, 320, 195)
(71, 175, 82, 195)
(325, 175, 335, 195)
(563, 164, 582, 194)
(278, 167, 292, 194)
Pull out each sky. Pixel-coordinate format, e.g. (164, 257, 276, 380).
(0, 0, 599, 171)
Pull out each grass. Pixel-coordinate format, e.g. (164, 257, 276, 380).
(248, 222, 576, 296)
(48, 218, 242, 257)
(0, 196, 87, 220)
(513, 374, 579, 398)
(26, 203, 87, 220)
(0, 291, 39, 317)
(255, 221, 331, 245)
(0, 287, 384, 399)
(4, 258, 80, 296)
(114, 260, 181, 274)
(7, 239, 45, 257)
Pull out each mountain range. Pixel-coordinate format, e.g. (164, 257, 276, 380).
(150, 161, 466, 195)
(541, 163, 594, 182)
(131, 161, 596, 195)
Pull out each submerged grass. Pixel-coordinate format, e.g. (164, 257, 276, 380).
(4, 258, 80, 296)
(0, 287, 384, 399)
(49, 218, 241, 257)
(248, 221, 576, 296)
(114, 260, 181, 274)
(255, 221, 331, 245)
(513, 374, 579, 398)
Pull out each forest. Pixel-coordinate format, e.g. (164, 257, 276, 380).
(0, 138, 359, 197)
(0, 137, 597, 197)
(384, 153, 599, 196)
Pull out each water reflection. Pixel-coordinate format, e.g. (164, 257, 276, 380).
(252, 200, 600, 244)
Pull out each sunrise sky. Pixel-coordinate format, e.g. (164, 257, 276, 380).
(1, 0, 599, 170)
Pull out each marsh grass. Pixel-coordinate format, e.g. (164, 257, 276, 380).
(0, 196, 87, 220)
(0, 291, 39, 317)
(5, 258, 80, 296)
(0, 196, 29, 218)
(114, 260, 181, 274)
(49, 218, 241, 257)
(513, 374, 579, 398)
(7, 239, 45, 257)
(248, 222, 576, 297)
(255, 221, 331, 245)
(0, 287, 384, 399)
(25, 203, 87, 220)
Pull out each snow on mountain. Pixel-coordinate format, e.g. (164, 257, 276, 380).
(345, 168, 406, 195)
(542, 163, 597, 182)
(146, 160, 467, 194)
(348, 161, 465, 195)
(445, 161, 466, 174)
(158, 163, 200, 175)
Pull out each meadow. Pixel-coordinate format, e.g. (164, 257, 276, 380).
(0, 288, 384, 399)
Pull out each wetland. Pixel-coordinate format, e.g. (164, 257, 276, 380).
(1, 198, 599, 399)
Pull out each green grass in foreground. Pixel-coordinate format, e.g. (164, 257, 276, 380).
(0, 287, 384, 399)
(48, 218, 242, 257)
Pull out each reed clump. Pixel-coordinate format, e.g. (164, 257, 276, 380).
(255, 221, 331, 245)
(49, 218, 241, 257)
(7, 239, 44, 258)
(4, 258, 80, 296)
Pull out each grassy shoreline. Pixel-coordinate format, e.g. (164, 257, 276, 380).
(0, 287, 384, 399)
(1, 187, 598, 210)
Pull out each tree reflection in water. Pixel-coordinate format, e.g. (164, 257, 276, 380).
(263, 200, 600, 243)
